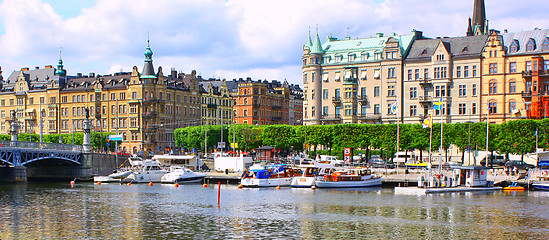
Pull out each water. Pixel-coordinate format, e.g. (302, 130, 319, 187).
(1, 183, 548, 239)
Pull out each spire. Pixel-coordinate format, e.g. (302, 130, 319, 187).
(305, 27, 313, 49)
(0, 66, 3, 82)
(471, 0, 487, 35)
(466, 18, 473, 36)
(142, 34, 156, 77)
(56, 47, 66, 76)
(310, 27, 324, 54)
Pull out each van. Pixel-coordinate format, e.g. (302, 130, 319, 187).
(392, 152, 416, 165)
(317, 155, 345, 166)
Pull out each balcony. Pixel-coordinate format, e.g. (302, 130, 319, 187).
(343, 77, 358, 85)
(419, 79, 432, 88)
(142, 111, 157, 118)
(358, 114, 381, 120)
(418, 96, 432, 105)
(522, 70, 533, 77)
(321, 114, 342, 122)
(142, 98, 164, 104)
(332, 97, 342, 105)
(271, 116, 283, 121)
(357, 95, 368, 104)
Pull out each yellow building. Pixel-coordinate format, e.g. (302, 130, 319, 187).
(1, 41, 203, 154)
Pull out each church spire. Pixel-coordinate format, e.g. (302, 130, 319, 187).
(468, 0, 488, 36)
(56, 48, 66, 77)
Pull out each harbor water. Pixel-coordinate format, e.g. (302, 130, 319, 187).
(1, 183, 548, 239)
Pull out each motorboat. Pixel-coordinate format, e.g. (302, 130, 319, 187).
(290, 161, 336, 188)
(240, 164, 298, 187)
(122, 158, 168, 183)
(502, 182, 525, 191)
(161, 166, 206, 183)
(532, 182, 549, 191)
(93, 169, 131, 183)
(314, 168, 382, 188)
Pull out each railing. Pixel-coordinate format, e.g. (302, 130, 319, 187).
(272, 105, 282, 110)
(0, 140, 83, 151)
(206, 104, 217, 109)
(418, 96, 432, 104)
(142, 111, 157, 117)
(521, 91, 532, 98)
(522, 70, 533, 77)
(358, 114, 381, 120)
(357, 95, 368, 103)
(272, 116, 283, 121)
(321, 114, 342, 121)
(332, 97, 341, 105)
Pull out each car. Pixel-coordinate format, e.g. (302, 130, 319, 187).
(442, 161, 462, 170)
(480, 155, 506, 167)
(368, 158, 386, 168)
(504, 160, 534, 170)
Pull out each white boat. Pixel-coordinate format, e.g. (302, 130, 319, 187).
(290, 162, 336, 188)
(161, 166, 206, 183)
(314, 168, 382, 188)
(122, 158, 168, 183)
(241, 164, 298, 187)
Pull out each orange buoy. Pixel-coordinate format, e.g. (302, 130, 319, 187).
(96, 181, 101, 185)
(70, 181, 75, 185)
(276, 186, 281, 190)
(148, 182, 153, 186)
(203, 183, 208, 188)
(127, 183, 131, 186)
(311, 185, 316, 190)
(174, 183, 179, 188)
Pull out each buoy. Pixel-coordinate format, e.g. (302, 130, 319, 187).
(174, 183, 179, 187)
(311, 186, 316, 190)
(238, 184, 243, 189)
(70, 180, 75, 185)
(127, 183, 131, 186)
(203, 183, 208, 188)
(276, 186, 281, 190)
(96, 181, 101, 185)
(148, 182, 153, 186)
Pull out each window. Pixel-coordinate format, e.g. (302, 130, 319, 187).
(509, 62, 517, 73)
(473, 65, 477, 77)
(489, 102, 497, 114)
(361, 53, 368, 61)
(489, 63, 498, 74)
(348, 53, 355, 62)
(303, 74, 307, 84)
(374, 52, 381, 60)
(435, 85, 446, 97)
(472, 84, 477, 96)
(50, 97, 56, 104)
(323, 89, 328, 99)
(111, 93, 116, 100)
(244, 109, 248, 116)
(374, 86, 380, 97)
(509, 101, 517, 113)
(464, 66, 469, 77)
(323, 56, 330, 63)
(458, 103, 466, 115)
(415, 69, 420, 80)
(311, 90, 315, 100)
(456, 66, 462, 78)
(335, 55, 342, 63)
(373, 69, 380, 79)
(311, 107, 315, 117)
(545, 61, 549, 71)
(410, 87, 417, 99)
(361, 87, 367, 97)
(436, 54, 444, 61)
(509, 40, 519, 53)
(374, 104, 380, 115)
(526, 61, 532, 71)
(509, 82, 516, 93)
(388, 68, 395, 78)
(311, 72, 315, 83)
(526, 38, 536, 52)
(323, 106, 328, 116)
(387, 85, 395, 96)
(459, 85, 467, 97)
(435, 104, 446, 115)
(472, 103, 477, 115)
(434, 67, 447, 79)
(489, 82, 497, 94)
(322, 72, 329, 82)
(334, 72, 341, 81)
(360, 70, 367, 80)
(409, 105, 417, 116)
(407, 69, 412, 80)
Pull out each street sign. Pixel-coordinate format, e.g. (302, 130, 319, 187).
(344, 147, 351, 163)
(217, 142, 225, 149)
(108, 134, 123, 141)
(230, 142, 238, 148)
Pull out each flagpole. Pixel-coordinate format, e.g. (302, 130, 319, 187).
(396, 102, 400, 153)
(428, 114, 433, 164)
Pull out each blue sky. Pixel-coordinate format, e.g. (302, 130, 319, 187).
(0, 0, 548, 86)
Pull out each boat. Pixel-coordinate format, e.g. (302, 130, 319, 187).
(531, 182, 549, 191)
(314, 168, 382, 188)
(290, 162, 336, 188)
(240, 164, 298, 187)
(502, 182, 525, 191)
(122, 157, 168, 183)
(161, 166, 206, 183)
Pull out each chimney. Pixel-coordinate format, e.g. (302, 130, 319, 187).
(45, 65, 53, 69)
(21, 67, 29, 71)
(35, 66, 40, 69)
(504, 29, 508, 33)
(376, 33, 384, 38)
(89, 73, 95, 78)
(77, 73, 83, 78)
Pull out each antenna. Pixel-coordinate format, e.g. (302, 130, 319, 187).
(346, 27, 350, 38)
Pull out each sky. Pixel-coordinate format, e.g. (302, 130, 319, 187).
(0, 0, 548, 86)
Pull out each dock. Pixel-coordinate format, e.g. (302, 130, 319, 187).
(394, 186, 502, 195)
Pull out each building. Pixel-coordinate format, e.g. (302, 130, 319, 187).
(403, 35, 487, 124)
(481, 28, 549, 123)
(1, 41, 203, 154)
(199, 78, 234, 126)
(232, 78, 303, 125)
(302, 30, 422, 125)
(466, 0, 489, 36)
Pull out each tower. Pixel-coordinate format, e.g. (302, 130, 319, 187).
(142, 38, 156, 78)
(466, 0, 488, 36)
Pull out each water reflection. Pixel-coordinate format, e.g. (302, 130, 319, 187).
(0, 183, 547, 239)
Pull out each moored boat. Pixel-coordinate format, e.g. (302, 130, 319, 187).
(502, 182, 525, 191)
(241, 164, 298, 187)
(161, 166, 206, 183)
(532, 182, 549, 191)
(290, 162, 336, 188)
(314, 168, 382, 188)
(122, 158, 168, 183)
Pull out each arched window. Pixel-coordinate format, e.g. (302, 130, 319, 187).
(542, 37, 549, 51)
(509, 81, 516, 93)
(488, 101, 497, 114)
(489, 80, 497, 94)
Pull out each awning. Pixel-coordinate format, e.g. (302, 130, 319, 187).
(25, 109, 35, 113)
(374, 69, 380, 79)
(322, 73, 329, 82)
(360, 70, 367, 79)
(334, 72, 341, 81)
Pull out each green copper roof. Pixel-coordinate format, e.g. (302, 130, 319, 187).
(321, 33, 415, 54)
(310, 32, 324, 54)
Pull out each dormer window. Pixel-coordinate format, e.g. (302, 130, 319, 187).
(19, 83, 23, 91)
(335, 55, 342, 63)
(348, 53, 356, 62)
(323, 56, 330, 63)
(526, 38, 536, 52)
(421, 49, 428, 55)
(361, 52, 368, 61)
(436, 54, 445, 61)
(542, 37, 549, 51)
(509, 39, 519, 53)
(462, 47, 469, 53)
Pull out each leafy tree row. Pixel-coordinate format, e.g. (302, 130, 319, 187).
(175, 119, 548, 160)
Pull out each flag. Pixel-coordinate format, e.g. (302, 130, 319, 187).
(433, 98, 443, 110)
(422, 114, 432, 128)
(390, 102, 398, 115)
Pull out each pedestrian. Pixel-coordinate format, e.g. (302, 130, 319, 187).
(513, 166, 518, 175)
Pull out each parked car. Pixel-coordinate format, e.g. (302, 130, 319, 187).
(504, 160, 534, 170)
(442, 161, 462, 170)
(368, 158, 395, 169)
(480, 155, 506, 167)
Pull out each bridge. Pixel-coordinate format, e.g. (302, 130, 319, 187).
(0, 140, 82, 167)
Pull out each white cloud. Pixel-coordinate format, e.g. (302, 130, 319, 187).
(0, 0, 548, 86)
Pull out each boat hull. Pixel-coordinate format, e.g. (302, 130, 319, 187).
(93, 176, 120, 183)
(532, 183, 549, 191)
(241, 177, 292, 187)
(314, 177, 382, 188)
(290, 177, 317, 188)
(161, 176, 205, 184)
(122, 171, 168, 183)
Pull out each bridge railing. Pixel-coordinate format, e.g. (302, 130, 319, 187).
(0, 140, 83, 152)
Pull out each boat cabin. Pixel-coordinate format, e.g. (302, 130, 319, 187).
(452, 166, 490, 187)
(152, 154, 200, 170)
